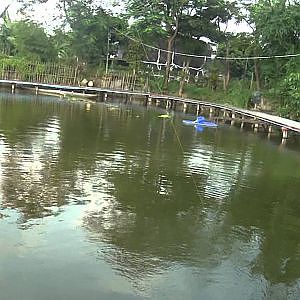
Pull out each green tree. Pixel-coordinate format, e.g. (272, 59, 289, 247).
(177, 0, 236, 92)
(126, 0, 190, 89)
(50, 29, 74, 62)
(127, 0, 236, 90)
(278, 73, 300, 120)
(11, 20, 57, 61)
(248, 0, 300, 83)
(0, 5, 14, 55)
(57, 0, 127, 66)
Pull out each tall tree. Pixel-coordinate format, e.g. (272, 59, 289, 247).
(127, 0, 236, 90)
(17, 0, 125, 65)
(57, 0, 109, 64)
(11, 20, 57, 61)
(236, 0, 300, 89)
(126, 0, 190, 89)
(0, 5, 14, 55)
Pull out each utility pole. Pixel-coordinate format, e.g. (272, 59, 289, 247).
(105, 29, 110, 74)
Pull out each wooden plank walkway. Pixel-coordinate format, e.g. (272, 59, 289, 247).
(1, 79, 300, 135)
(155, 94, 300, 133)
(0, 79, 148, 97)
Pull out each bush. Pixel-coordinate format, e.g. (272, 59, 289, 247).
(278, 73, 300, 120)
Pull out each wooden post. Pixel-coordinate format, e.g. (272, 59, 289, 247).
(35, 86, 39, 95)
(209, 107, 214, 118)
(240, 115, 245, 130)
(282, 127, 289, 139)
(230, 112, 236, 126)
(86, 102, 91, 111)
(196, 104, 201, 116)
(267, 126, 273, 139)
(183, 103, 187, 113)
(281, 127, 289, 145)
(173, 100, 177, 110)
(11, 84, 15, 94)
(254, 123, 259, 132)
(170, 99, 174, 109)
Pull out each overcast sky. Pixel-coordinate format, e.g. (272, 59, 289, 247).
(1, 0, 251, 34)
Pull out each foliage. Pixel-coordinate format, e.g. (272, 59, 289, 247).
(62, 1, 109, 63)
(249, 0, 300, 79)
(126, 0, 236, 88)
(182, 80, 251, 108)
(10, 20, 57, 61)
(1, 0, 300, 117)
(277, 73, 300, 120)
(56, 0, 127, 65)
(0, 57, 46, 79)
(126, 40, 145, 72)
(250, 0, 299, 53)
(0, 8, 14, 55)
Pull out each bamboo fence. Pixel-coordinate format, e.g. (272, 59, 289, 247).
(0, 61, 147, 91)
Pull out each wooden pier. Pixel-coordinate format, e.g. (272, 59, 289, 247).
(1, 79, 300, 142)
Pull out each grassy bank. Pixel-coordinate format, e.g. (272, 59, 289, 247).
(150, 78, 256, 109)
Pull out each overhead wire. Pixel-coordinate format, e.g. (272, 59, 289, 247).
(115, 27, 300, 61)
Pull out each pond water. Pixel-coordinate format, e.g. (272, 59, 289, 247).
(0, 91, 300, 300)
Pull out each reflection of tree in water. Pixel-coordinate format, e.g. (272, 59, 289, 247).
(83, 132, 300, 295)
(0, 121, 79, 225)
(225, 150, 300, 298)
(83, 198, 224, 291)
(1, 92, 300, 296)
(0, 94, 154, 225)
(0, 95, 97, 224)
(82, 127, 257, 291)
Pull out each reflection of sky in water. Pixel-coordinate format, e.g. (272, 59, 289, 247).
(0, 138, 10, 196)
(186, 144, 257, 200)
(1, 117, 61, 180)
(0, 117, 62, 220)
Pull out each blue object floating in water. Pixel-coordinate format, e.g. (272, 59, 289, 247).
(182, 116, 218, 128)
(197, 116, 205, 123)
(195, 125, 204, 132)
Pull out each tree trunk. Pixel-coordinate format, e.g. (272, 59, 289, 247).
(163, 37, 174, 91)
(224, 61, 230, 91)
(178, 60, 190, 97)
(163, 16, 179, 91)
(224, 44, 230, 91)
(254, 59, 260, 91)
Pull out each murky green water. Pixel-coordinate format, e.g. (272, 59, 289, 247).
(0, 91, 300, 300)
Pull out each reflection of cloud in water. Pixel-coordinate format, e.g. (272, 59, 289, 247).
(0, 138, 11, 201)
(0, 117, 66, 224)
(16, 117, 61, 178)
(186, 144, 255, 200)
